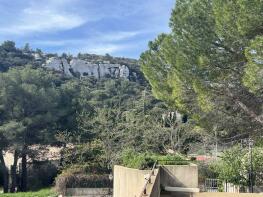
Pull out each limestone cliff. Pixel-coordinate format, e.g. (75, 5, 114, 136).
(45, 57, 130, 79)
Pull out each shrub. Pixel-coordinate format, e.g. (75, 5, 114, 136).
(27, 161, 58, 190)
(55, 166, 112, 195)
(0, 164, 3, 187)
(120, 149, 188, 169)
(212, 146, 263, 186)
(60, 141, 108, 174)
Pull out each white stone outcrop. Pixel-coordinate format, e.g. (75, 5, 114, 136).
(46, 57, 64, 71)
(99, 63, 120, 78)
(45, 57, 130, 79)
(70, 59, 99, 78)
(119, 65, 130, 78)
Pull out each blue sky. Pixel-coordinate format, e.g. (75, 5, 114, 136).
(0, 0, 174, 59)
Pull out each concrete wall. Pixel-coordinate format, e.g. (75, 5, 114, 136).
(150, 168, 161, 197)
(160, 164, 198, 188)
(194, 193, 263, 197)
(113, 165, 160, 197)
(161, 192, 263, 197)
(66, 188, 112, 197)
(160, 164, 198, 197)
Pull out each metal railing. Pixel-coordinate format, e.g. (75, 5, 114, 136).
(205, 178, 219, 192)
(138, 160, 158, 197)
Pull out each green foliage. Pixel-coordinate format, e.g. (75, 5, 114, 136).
(0, 41, 34, 72)
(140, 0, 263, 138)
(0, 66, 81, 192)
(213, 146, 263, 186)
(198, 161, 219, 182)
(57, 78, 177, 172)
(0, 188, 57, 197)
(55, 172, 112, 194)
(0, 163, 3, 186)
(27, 162, 58, 191)
(60, 141, 109, 174)
(0, 50, 194, 191)
(0, 66, 71, 148)
(120, 149, 188, 169)
(243, 36, 263, 93)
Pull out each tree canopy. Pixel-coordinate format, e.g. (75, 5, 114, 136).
(140, 0, 263, 138)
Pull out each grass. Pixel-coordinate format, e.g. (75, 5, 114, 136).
(0, 188, 57, 197)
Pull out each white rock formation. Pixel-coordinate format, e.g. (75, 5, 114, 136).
(45, 57, 130, 79)
(70, 59, 99, 78)
(32, 53, 42, 61)
(99, 63, 120, 78)
(119, 65, 130, 78)
(46, 57, 64, 71)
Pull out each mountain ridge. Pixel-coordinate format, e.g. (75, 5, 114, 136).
(0, 41, 145, 83)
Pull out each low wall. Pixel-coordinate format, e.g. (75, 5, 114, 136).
(194, 193, 263, 197)
(160, 164, 198, 188)
(113, 165, 160, 197)
(151, 168, 161, 197)
(66, 188, 112, 197)
(160, 164, 198, 197)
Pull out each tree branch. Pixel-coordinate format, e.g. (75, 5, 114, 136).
(227, 89, 263, 124)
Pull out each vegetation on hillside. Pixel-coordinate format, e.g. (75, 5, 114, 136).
(0, 64, 196, 192)
(0, 0, 262, 193)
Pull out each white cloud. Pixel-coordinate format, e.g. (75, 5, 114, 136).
(31, 30, 142, 55)
(87, 44, 128, 54)
(31, 30, 144, 47)
(31, 39, 85, 47)
(56, 43, 132, 56)
(98, 31, 143, 42)
(0, 0, 87, 35)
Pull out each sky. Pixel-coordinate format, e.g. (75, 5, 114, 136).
(0, 0, 175, 59)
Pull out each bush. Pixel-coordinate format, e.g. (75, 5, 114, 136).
(0, 164, 3, 187)
(212, 146, 263, 186)
(120, 149, 188, 169)
(60, 141, 109, 174)
(55, 167, 112, 195)
(27, 161, 58, 190)
(197, 161, 220, 189)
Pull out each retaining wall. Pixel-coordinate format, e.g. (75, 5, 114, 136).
(160, 164, 198, 188)
(113, 165, 160, 197)
(66, 188, 112, 197)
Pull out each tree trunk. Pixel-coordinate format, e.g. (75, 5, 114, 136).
(227, 88, 263, 124)
(10, 150, 18, 193)
(0, 150, 9, 193)
(20, 147, 27, 192)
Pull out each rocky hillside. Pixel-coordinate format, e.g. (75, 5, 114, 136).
(45, 57, 131, 80)
(0, 41, 145, 82)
